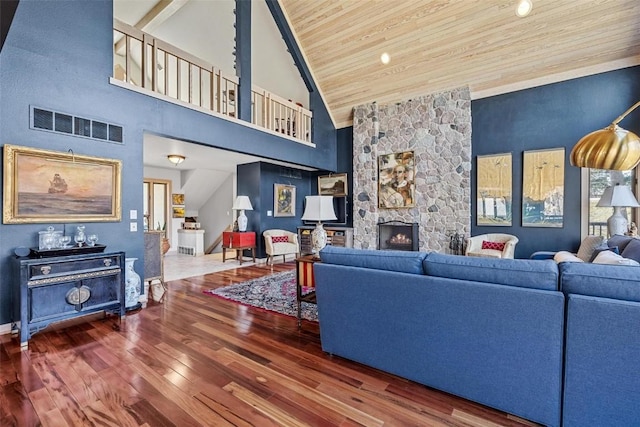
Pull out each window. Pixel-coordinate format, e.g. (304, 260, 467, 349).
(587, 168, 635, 236)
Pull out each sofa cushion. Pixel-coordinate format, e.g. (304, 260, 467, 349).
(319, 245, 427, 275)
(592, 250, 640, 266)
(607, 234, 634, 253)
(481, 240, 505, 251)
(423, 253, 559, 291)
(559, 262, 640, 302)
(620, 238, 640, 263)
(576, 235, 605, 262)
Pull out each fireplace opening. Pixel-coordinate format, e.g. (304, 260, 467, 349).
(378, 221, 419, 251)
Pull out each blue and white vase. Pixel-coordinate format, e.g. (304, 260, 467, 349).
(125, 258, 141, 309)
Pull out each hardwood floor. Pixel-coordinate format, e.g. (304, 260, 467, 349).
(0, 262, 540, 427)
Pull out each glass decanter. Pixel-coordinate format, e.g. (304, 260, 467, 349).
(74, 226, 86, 247)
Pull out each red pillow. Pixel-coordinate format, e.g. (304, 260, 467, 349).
(271, 235, 289, 243)
(482, 240, 505, 251)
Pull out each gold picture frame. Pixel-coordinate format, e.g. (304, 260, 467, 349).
(172, 193, 185, 205)
(378, 150, 415, 208)
(3, 144, 122, 224)
(274, 183, 295, 217)
(477, 153, 512, 226)
(522, 148, 565, 228)
(318, 173, 348, 196)
(172, 206, 185, 218)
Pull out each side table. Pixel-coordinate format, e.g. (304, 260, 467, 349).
(295, 255, 319, 328)
(222, 231, 256, 265)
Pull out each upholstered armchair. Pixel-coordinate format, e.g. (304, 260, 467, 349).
(263, 229, 300, 265)
(465, 233, 519, 259)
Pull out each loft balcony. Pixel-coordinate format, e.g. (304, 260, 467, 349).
(112, 19, 313, 146)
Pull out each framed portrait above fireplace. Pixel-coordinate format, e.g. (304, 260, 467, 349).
(378, 150, 415, 208)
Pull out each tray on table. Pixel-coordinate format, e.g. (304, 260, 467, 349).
(29, 244, 107, 258)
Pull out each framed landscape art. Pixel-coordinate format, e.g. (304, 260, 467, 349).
(318, 173, 347, 196)
(522, 148, 565, 228)
(476, 153, 512, 226)
(3, 144, 122, 224)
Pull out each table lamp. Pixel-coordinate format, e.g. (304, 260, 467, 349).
(301, 195, 337, 257)
(596, 184, 640, 237)
(232, 196, 253, 232)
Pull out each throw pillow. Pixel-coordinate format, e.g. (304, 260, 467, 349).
(608, 234, 634, 253)
(576, 235, 605, 262)
(592, 250, 640, 266)
(620, 238, 640, 264)
(481, 240, 505, 251)
(588, 244, 619, 262)
(553, 251, 584, 263)
(271, 235, 289, 243)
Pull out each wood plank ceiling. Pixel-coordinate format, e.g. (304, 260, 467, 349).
(280, 0, 640, 128)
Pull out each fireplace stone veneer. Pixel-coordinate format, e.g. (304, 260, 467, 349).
(378, 221, 419, 251)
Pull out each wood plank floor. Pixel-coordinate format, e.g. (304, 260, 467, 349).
(0, 262, 540, 427)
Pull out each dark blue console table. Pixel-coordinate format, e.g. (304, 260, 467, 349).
(13, 251, 125, 348)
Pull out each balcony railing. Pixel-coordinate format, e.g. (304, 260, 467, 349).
(113, 19, 312, 145)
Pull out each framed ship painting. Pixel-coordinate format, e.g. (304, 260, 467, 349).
(3, 144, 122, 223)
(476, 153, 512, 226)
(522, 148, 565, 228)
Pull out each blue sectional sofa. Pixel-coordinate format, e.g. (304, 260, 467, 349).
(314, 246, 565, 427)
(560, 262, 640, 426)
(315, 246, 640, 426)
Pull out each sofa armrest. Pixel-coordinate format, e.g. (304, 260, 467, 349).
(530, 251, 557, 260)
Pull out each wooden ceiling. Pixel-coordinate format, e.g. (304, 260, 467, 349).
(279, 0, 640, 128)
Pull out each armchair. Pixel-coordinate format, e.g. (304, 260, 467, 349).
(263, 229, 300, 265)
(465, 233, 519, 259)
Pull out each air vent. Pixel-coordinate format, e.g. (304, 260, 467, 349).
(30, 106, 124, 144)
(279, 167, 302, 179)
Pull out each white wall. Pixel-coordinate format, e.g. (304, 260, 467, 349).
(199, 174, 235, 253)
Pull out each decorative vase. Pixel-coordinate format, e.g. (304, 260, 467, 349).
(161, 237, 170, 255)
(125, 258, 142, 310)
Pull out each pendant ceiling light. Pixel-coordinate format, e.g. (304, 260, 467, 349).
(570, 101, 640, 171)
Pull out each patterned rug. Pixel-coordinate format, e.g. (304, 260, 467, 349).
(204, 270, 318, 322)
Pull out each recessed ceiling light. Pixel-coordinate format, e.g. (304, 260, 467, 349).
(380, 52, 391, 65)
(516, 0, 532, 17)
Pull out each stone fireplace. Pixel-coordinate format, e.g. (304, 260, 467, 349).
(352, 86, 472, 252)
(378, 221, 419, 251)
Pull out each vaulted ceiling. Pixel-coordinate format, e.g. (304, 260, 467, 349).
(280, 0, 640, 128)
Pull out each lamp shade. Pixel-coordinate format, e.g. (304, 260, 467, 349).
(232, 196, 253, 211)
(301, 196, 337, 222)
(570, 125, 640, 170)
(570, 100, 640, 171)
(596, 184, 640, 208)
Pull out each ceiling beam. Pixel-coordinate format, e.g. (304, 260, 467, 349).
(115, 0, 189, 53)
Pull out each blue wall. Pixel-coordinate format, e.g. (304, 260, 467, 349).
(238, 162, 314, 258)
(0, 0, 337, 324)
(472, 66, 640, 258)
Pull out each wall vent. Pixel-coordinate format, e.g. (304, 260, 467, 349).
(279, 167, 302, 179)
(31, 106, 123, 143)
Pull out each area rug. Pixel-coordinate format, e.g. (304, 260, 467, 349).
(204, 270, 318, 322)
